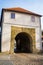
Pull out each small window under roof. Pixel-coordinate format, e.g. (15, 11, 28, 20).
(11, 13, 15, 19)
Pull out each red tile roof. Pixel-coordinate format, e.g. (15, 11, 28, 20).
(3, 7, 42, 17)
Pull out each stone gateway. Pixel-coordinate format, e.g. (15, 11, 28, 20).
(1, 7, 42, 54)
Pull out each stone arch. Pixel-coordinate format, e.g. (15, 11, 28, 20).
(14, 32, 33, 53)
(10, 26, 35, 54)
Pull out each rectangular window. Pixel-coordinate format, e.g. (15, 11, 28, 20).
(11, 13, 15, 19)
(31, 15, 35, 22)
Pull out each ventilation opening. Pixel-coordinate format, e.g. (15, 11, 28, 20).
(14, 32, 32, 53)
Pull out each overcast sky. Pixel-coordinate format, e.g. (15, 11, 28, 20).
(0, 0, 43, 30)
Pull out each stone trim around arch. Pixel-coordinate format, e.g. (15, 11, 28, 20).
(10, 26, 36, 54)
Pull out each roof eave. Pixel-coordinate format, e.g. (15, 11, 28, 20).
(2, 8, 42, 17)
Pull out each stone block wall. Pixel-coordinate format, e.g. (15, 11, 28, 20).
(10, 26, 36, 54)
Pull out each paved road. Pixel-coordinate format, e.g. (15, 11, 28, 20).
(0, 53, 43, 65)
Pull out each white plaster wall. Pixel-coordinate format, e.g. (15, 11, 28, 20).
(36, 27, 42, 50)
(1, 11, 41, 52)
(1, 24, 11, 52)
(4, 11, 40, 27)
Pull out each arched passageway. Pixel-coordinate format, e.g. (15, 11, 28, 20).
(14, 32, 32, 53)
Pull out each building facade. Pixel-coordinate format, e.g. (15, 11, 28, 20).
(1, 7, 42, 54)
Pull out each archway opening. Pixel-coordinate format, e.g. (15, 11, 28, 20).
(14, 32, 32, 53)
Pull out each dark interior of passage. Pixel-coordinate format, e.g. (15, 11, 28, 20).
(14, 32, 32, 53)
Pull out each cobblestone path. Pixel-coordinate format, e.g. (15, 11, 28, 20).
(0, 53, 43, 65)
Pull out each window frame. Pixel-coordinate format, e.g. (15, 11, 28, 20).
(11, 12, 15, 19)
(31, 15, 35, 22)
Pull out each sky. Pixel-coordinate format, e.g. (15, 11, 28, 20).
(0, 0, 43, 30)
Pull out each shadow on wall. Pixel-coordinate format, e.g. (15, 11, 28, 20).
(0, 34, 1, 52)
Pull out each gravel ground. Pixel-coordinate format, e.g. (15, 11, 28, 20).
(0, 53, 43, 65)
